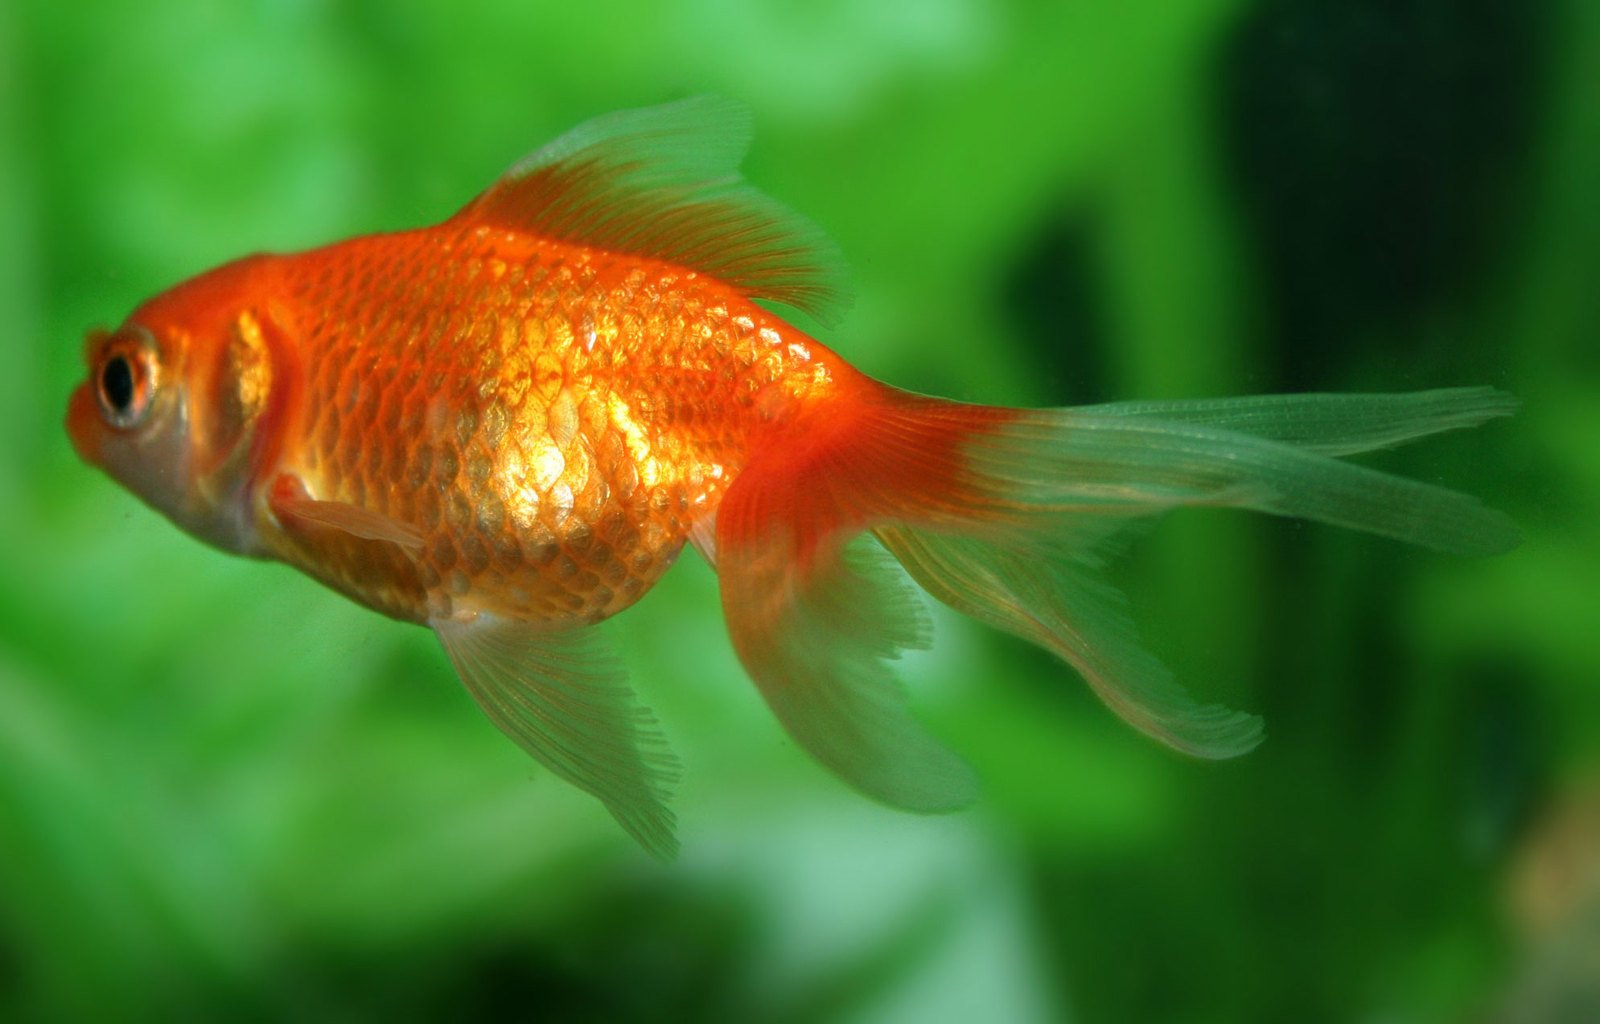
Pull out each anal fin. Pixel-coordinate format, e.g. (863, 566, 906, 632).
(718, 523, 978, 813)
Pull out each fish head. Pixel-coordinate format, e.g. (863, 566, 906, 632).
(67, 254, 285, 554)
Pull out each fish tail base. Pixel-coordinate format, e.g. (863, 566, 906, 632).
(713, 384, 1516, 789)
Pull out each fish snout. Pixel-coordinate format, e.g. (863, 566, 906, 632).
(65, 382, 103, 466)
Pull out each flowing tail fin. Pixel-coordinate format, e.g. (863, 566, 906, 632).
(713, 384, 1516, 809)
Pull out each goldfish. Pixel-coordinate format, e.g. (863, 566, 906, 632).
(66, 97, 1517, 858)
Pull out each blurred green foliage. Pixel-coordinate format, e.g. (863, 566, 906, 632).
(3, 1, 1598, 1021)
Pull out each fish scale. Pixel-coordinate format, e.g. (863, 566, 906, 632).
(276, 225, 819, 627)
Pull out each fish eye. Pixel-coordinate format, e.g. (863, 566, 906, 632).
(94, 331, 159, 429)
(102, 355, 134, 410)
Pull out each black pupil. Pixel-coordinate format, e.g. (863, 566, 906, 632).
(102, 355, 135, 413)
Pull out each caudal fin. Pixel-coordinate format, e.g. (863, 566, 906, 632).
(713, 385, 1516, 806)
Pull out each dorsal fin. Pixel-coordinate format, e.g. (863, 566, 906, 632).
(454, 97, 851, 327)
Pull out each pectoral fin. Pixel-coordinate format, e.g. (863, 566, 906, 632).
(269, 474, 426, 550)
(433, 612, 681, 860)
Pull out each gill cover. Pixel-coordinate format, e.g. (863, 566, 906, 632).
(69, 256, 288, 556)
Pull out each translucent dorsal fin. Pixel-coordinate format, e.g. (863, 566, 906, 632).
(455, 96, 851, 327)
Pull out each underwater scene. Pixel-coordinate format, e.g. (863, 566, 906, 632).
(4, 2, 1598, 1021)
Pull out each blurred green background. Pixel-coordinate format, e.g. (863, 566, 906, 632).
(4, 1, 1598, 1021)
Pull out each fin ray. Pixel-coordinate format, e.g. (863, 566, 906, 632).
(715, 500, 976, 812)
(269, 474, 426, 549)
(711, 383, 1515, 776)
(1081, 386, 1518, 457)
(967, 408, 1520, 556)
(434, 614, 680, 860)
(457, 96, 850, 325)
(687, 512, 718, 567)
(878, 526, 1262, 757)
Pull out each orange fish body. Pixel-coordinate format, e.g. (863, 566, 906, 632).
(67, 99, 1517, 857)
(183, 229, 843, 628)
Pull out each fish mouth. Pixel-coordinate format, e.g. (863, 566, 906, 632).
(65, 384, 101, 466)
